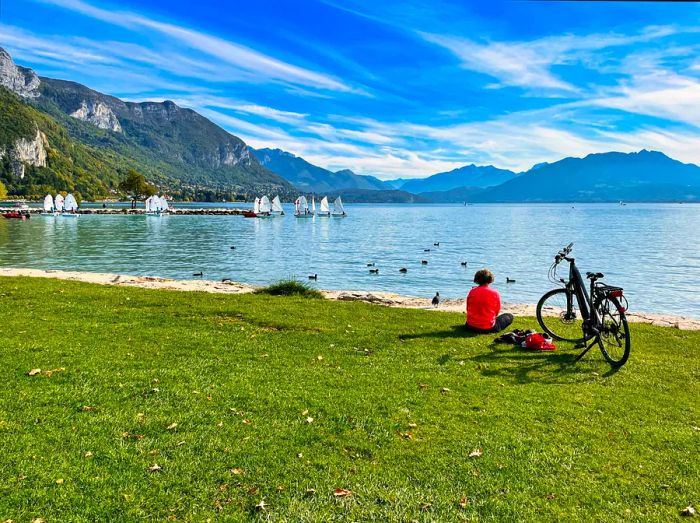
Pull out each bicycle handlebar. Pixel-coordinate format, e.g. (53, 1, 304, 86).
(554, 242, 574, 264)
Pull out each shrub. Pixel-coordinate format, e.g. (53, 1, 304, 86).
(255, 279, 324, 299)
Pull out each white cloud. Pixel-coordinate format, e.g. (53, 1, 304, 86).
(36, 0, 363, 94)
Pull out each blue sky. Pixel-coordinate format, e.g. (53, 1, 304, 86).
(2, 0, 700, 178)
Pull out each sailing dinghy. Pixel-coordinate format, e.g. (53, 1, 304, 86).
(257, 195, 272, 218)
(145, 196, 159, 216)
(317, 196, 330, 217)
(271, 196, 285, 216)
(55, 194, 65, 214)
(62, 193, 79, 217)
(294, 195, 313, 218)
(41, 194, 57, 216)
(331, 196, 347, 217)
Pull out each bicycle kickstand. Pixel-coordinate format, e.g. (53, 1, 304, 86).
(574, 337, 598, 363)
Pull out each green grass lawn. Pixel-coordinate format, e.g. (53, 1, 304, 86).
(0, 276, 698, 522)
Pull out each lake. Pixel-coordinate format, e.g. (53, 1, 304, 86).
(1, 202, 698, 318)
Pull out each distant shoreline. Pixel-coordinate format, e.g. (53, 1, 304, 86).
(1, 267, 698, 330)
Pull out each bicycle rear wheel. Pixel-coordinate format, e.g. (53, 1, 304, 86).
(536, 288, 586, 342)
(595, 295, 631, 367)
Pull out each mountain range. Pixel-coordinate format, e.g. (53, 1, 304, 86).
(1, 46, 699, 203)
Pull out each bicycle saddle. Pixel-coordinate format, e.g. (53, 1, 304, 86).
(586, 272, 604, 280)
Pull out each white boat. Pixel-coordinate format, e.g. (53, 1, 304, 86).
(145, 195, 159, 216)
(271, 195, 285, 216)
(55, 194, 65, 213)
(331, 196, 347, 217)
(258, 195, 272, 218)
(294, 195, 314, 218)
(317, 196, 330, 217)
(40, 194, 57, 216)
(61, 193, 79, 217)
(311, 196, 316, 215)
(157, 195, 170, 214)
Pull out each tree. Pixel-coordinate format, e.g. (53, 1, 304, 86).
(119, 169, 156, 208)
(0, 180, 7, 199)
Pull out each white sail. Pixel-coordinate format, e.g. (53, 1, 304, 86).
(253, 198, 260, 214)
(43, 194, 54, 212)
(332, 196, 345, 215)
(55, 194, 65, 212)
(64, 193, 78, 212)
(319, 196, 330, 214)
(271, 196, 284, 213)
(259, 195, 271, 214)
(145, 196, 154, 212)
(311, 196, 316, 213)
(159, 196, 169, 211)
(299, 195, 308, 212)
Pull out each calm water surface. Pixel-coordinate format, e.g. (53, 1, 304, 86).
(1, 203, 698, 318)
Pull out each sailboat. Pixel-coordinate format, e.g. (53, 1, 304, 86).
(55, 194, 65, 214)
(317, 196, 330, 217)
(311, 196, 316, 215)
(258, 195, 272, 218)
(270, 195, 284, 216)
(62, 193, 79, 217)
(159, 196, 170, 214)
(145, 195, 159, 216)
(40, 194, 57, 216)
(294, 195, 313, 218)
(331, 196, 347, 217)
(243, 197, 259, 218)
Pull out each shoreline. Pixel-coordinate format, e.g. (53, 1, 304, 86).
(1, 267, 698, 330)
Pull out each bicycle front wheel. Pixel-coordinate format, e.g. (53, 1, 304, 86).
(536, 288, 586, 342)
(595, 295, 631, 367)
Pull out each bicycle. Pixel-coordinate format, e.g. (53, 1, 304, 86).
(536, 243, 631, 367)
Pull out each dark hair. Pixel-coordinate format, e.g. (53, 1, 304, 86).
(474, 268, 494, 285)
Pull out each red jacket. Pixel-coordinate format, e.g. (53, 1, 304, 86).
(466, 285, 501, 329)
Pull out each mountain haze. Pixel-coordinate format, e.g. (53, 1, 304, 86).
(475, 150, 700, 202)
(398, 164, 517, 193)
(250, 147, 388, 193)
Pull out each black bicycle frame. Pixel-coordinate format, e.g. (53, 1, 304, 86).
(566, 258, 591, 320)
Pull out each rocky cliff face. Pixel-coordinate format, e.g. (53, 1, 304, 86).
(0, 128, 48, 178)
(0, 48, 40, 98)
(70, 99, 122, 132)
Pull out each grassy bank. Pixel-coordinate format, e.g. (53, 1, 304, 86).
(0, 276, 698, 521)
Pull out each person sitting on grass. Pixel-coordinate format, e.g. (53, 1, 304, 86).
(465, 268, 514, 333)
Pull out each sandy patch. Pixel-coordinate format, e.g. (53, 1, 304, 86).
(1, 267, 698, 330)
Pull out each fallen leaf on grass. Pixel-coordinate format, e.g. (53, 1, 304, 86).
(408, 423, 417, 428)
(27, 368, 41, 377)
(469, 448, 483, 458)
(399, 432, 413, 440)
(247, 486, 259, 495)
(254, 500, 268, 511)
(420, 502, 432, 511)
(316, 355, 323, 361)
(441, 387, 451, 393)
(166, 423, 178, 430)
(242, 419, 251, 425)
(301, 409, 309, 416)
(217, 421, 224, 427)
(458, 496, 468, 508)
(418, 383, 429, 390)
(693, 426, 700, 432)
(681, 505, 696, 517)
(44, 367, 66, 377)
(297, 453, 303, 458)
(546, 493, 556, 500)
(31, 519, 44, 523)
(81, 406, 95, 412)
(305, 488, 316, 497)
(55, 478, 64, 485)
(122, 432, 145, 440)
(84, 451, 93, 458)
(177, 441, 185, 446)
(306, 417, 314, 424)
(148, 464, 162, 473)
(276, 485, 284, 492)
(230, 468, 243, 475)
(333, 488, 353, 498)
